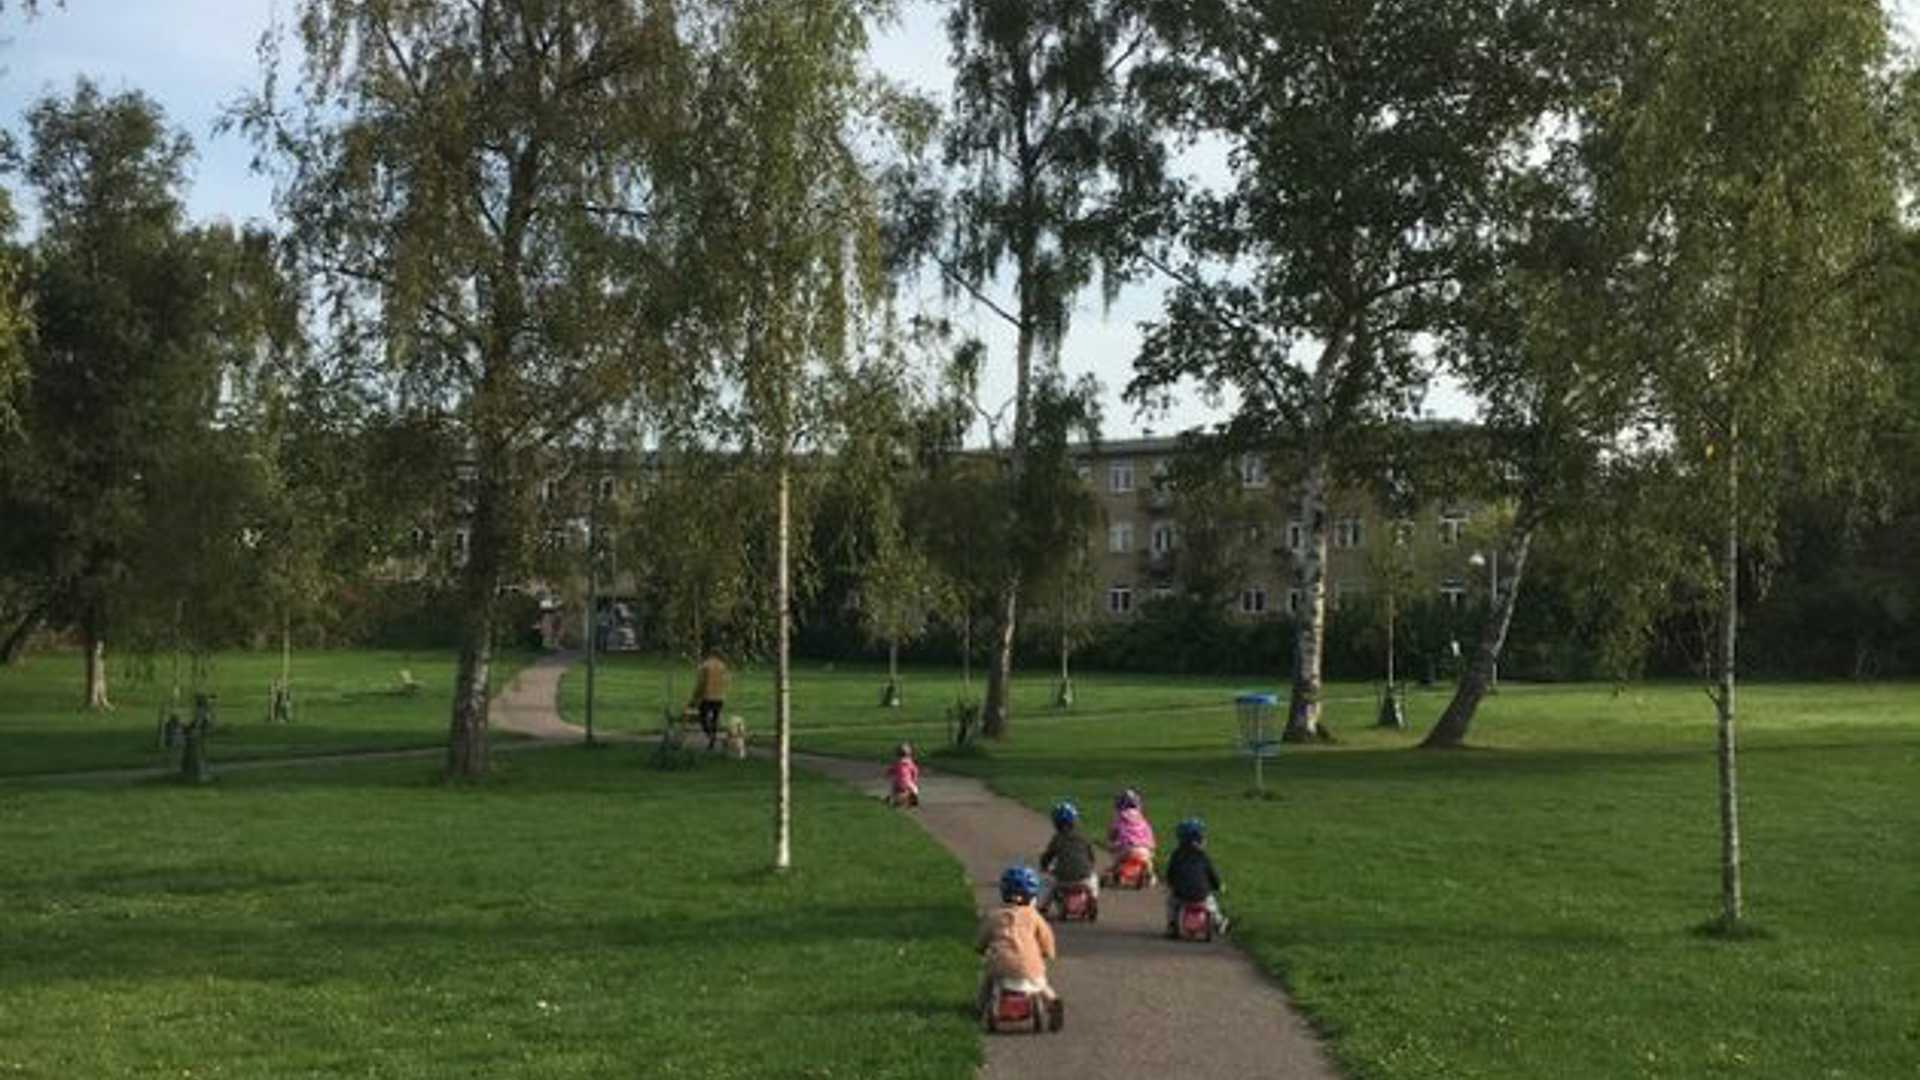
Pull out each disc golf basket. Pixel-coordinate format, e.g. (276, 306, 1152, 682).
(1236, 692, 1280, 794)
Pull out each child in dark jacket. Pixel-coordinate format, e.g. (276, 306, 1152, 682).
(1163, 817, 1229, 937)
(1037, 800, 1098, 913)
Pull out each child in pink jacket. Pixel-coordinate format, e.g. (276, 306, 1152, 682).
(1106, 788, 1157, 885)
(885, 742, 920, 807)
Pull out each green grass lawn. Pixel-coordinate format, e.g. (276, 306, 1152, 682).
(0, 746, 980, 1079)
(13, 649, 1918, 1078)
(0, 649, 534, 777)
(789, 675, 1920, 1079)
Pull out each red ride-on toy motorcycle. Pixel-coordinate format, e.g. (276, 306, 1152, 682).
(982, 981, 1051, 1034)
(1176, 901, 1214, 942)
(1106, 851, 1153, 889)
(1052, 882, 1098, 922)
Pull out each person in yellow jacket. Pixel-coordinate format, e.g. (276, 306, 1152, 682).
(688, 651, 729, 751)
(975, 865, 1064, 1030)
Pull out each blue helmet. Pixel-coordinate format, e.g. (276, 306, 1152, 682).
(1050, 800, 1080, 828)
(1000, 865, 1041, 902)
(1114, 788, 1142, 811)
(1176, 817, 1206, 844)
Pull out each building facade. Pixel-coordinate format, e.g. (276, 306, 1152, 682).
(1070, 437, 1487, 622)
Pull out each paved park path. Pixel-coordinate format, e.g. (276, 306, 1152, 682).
(798, 752, 1341, 1080)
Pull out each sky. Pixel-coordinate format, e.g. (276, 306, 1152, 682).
(5, 1, 1918, 441)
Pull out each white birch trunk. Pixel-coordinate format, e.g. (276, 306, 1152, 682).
(1284, 443, 1330, 741)
(775, 455, 793, 872)
(85, 633, 111, 711)
(1716, 429, 1743, 926)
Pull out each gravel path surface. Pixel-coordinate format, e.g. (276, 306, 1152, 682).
(796, 752, 1341, 1080)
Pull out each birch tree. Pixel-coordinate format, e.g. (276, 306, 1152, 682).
(9, 81, 212, 708)
(1128, 0, 1560, 740)
(244, 0, 698, 777)
(1421, 210, 1645, 747)
(686, 0, 889, 870)
(1602, 0, 1909, 929)
(931, 0, 1157, 738)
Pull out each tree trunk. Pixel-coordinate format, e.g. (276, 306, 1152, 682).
(961, 616, 972, 689)
(83, 612, 111, 711)
(1386, 589, 1396, 688)
(1283, 330, 1352, 743)
(982, 583, 1017, 738)
(774, 455, 793, 872)
(446, 468, 505, 779)
(1421, 521, 1535, 749)
(982, 227, 1038, 739)
(1283, 443, 1331, 742)
(1, 600, 46, 665)
(1715, 432, 1743, 927)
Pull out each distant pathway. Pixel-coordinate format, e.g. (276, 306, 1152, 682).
(797, 753, 1342, 1079)
(489, 651, 587, 739)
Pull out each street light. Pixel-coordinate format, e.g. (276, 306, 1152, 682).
(1467, 549, 1499, 692)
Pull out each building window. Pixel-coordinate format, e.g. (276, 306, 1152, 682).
(541, 478, 561, 503)
(1287, 588, 1303, 614)
(543, 528, 568, 551)
(1151, 524, 1176, 554)
(1440, 578, 1467, 609)
(1240, 587, 1268, 615)
(1334, 517, 1364, 549)
(1287, 521, 1305, 552)
(1110, 460, 1134, 494)
(410, 527, 431, 551)
(1239, 453, 1268, 488)
(1109, 522, 1134, 554)
(598, 476, 616, 500)
(1107, 586, 1134, 615)
(1440, 512, 1469, 546)
(454, 528, 470, 566)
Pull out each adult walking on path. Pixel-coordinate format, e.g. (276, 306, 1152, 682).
(687, 650, 730, 751)
(795, 752, 1340, 1079)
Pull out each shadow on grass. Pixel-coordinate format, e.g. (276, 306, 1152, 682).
(949, 733, 1920, 793)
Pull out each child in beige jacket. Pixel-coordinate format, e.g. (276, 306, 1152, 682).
(975, 865, 1064, 1030)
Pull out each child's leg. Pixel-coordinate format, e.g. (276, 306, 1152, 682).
(1165, 891, 1180, 932)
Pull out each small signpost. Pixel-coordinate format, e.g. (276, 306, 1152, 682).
(1236, 692, 1280, 795)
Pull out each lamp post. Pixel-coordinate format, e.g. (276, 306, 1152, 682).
(1468, 549, 1499, 692)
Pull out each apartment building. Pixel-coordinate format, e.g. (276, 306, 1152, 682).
(1071, 436, 1486, 621)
